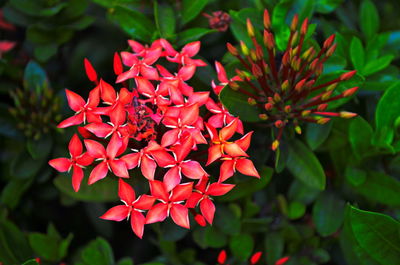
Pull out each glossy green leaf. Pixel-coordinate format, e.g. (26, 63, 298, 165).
(375, 81, 400, 133)
(287, 201, 306, 220)
(0, 220, 33, 265)
(27, 137, 53, 160)
(154, 2, 175, 39)
(80, 237, 114, 265)
(116, 258, 134, 265)
(23, 60, 49, 93)
(91, 0, 138, 8)
(1, 177, 34, 209)
(353, 171, 400, 206)
(312, 192, 345, 236)
(359, 0, 379, 39)
(107, 6, 155, 42)
(22, 260, 39, 265)
(204, 226, 227, 248)
(287, 139, 326, 190)
(349, 116, 373, 159)
(218, 166, 273, 202)
(345, 166, 367, 187)
(54, 174, 118, 202)
(9, 0, 67, 17)
(230, 234, 254, 261)
(181, 0, 209, 25)
(347, 206, 400, 264)
(177, 28, 215, 47)
(315, 0, 344, 14)
(272, 0, 292, 51)
(350, 37, 365, 71)
(288, 180, 321, 205)
(219, 85, 261, 122)
(305, 122, 333, 150)
(34, 43, 58, 62)
(265, 232, 284, 265)
(362, 55, 394, 76)
(215, 205, 241, 235)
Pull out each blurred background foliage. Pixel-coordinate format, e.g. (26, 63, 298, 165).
(1, 0, 400, 264)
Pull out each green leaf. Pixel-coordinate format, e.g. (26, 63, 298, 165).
(23, 60, 49, 93)
(362, 55, 394, 76)
(0, 220, 33, 265)
(265, 232, 284, 265)
(229, 234, 254, 261)
(11, 151, 44, 179)
(219, 166, 273, 202)
(315, 0, 344, 14)
(288, 180, 321, 205)
(181, 0, 209, 25)
(154, 2, 175, 39)
(287, 201, 306, 220)
(312, 192, 345, 236)
(375, 81, 400, 133)
(80, 237, 114, 265)
(1, 177, 34, 209)
(117, 257, 134, 265)
(347, 206, 400, 264)
(272, 0, 292, 51)
(359, 0, 379, 39)
(107, 6, 155, 42)
(305, 122, 333, 150)
(286, 139, 326, 190)
(9, 0, 67, 17)
(219, 85, 261, 122)
(54, 174, 118, 202)
(215, 205, 241, 236)
(352, 171, 400, 206)
(349, 116, 373, 159)
(345, 166, 367, 187)
(27, 137, 53, 160)
(177, 28, 215, 46)
(350, 37, 365, 71)
(34, 43, 58, 62)
(91, 0, 138, 8)
(204, 226, 227, 248)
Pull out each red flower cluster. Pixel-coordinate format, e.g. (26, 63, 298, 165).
(214, 9, 358, 150)
(217, 250, 289, 265)
(49, 39, 260, 238)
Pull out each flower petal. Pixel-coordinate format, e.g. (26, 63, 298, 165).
(49, 158, 71, 172)
(130, 210, 146, 239)
(236, 159, 260, 178)
(134, 195, 156, 210)
(100, 205, 129, 221)
(200, 197, 215, 224)
(141, 155, 157, 180)
(72, 165, 84, 192)
(207, 183, 235, 196)
(65, 89, 85, 112)
(145, 203, 168, 224)
(163, 166, 182, 191)
(170, 182, 193, 202)
(118, 178, 135, 204)
(84, 139, 106, 158)
(170, 204, 190, 229)
(88, 162, 108, 185)
(181, 160, 206, 179)
(149, 180, 169, 202)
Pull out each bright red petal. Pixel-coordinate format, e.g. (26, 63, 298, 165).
(110, 159, 129, 178)
(72, 165, 84, 192)
(106, 134, 123, 159)
(275, 257, 290, 265)
(149, 180, 169, 202)
(181, 160, 206, 179)
(113, 52, 123, 75)
(100, 79, 117, 104)
(68, 134, 83, 157)
(170, 204, 190, 229)
(84, 139, 106, 158)
(219, 160, 235, 182)
(224, 143, 248, 157)
(118, 178, 135, 204)
(65, 89, 85, 112)
(207, 183, 235, 196)
(141, 155, 157, 180)
(182, 41, 200, 57)
(57, 113, 84, 128)
(170, 182, 193, 202)
(217, 250, 227, 264)
(121, 152, 140, 169)
(88, 162, 108, 185)
(250, 252, 263, 264)
(219, 118, 238, 141)
(134, 195, 156, 210)
(85, 123, 113, 138)
(100, 205, 129, 221)
(215, 61, 229, 83)
(200, 197, 215, 224)
(206, 145, 222, 165)
(163, 166, 182, 191)
(236, 131, 253, 152)
(130, 210, 146, 239)
(49, 158, 71, 172)
(236, 159, 260, 178)
(145, 203, 168, 224)
(84, 58, 98, 82)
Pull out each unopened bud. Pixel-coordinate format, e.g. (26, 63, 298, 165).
(275, 120, 284, 128)
(315, 64, 324, 76)
(295, 125, 302, 134)
(295, 79, 306, 92)
(326, 83, 337, 91)
(230, 82, 239, 91)
(284, 105, 292, 113)
(272, 140, 280, 151)
(281, 80, 289, 91)
(310, 58, 319, 71)
(248, 97, 257, 105)
(317, 104, 328, 111)
(326, 43, 337, 57)
(273, 93, 281, 102)
(291, 32, 299, 47)
(282, 52, 290, 66)
(250, 50, 257, 61)
(255, 46, 264, 60)
(317, 117, 331, 124)
(252, 64, 263, 78)
(194, 214, 207, 227)
(259, 113, 268, 120)
(264, 9, 271, 29)
(264, 103, 273, 111)
(343, 86, 359, 97)
(302, 110, 311, 116)
(227, 43, 238, 56)
(301, 18, 309, 35)
(340, 70, 357, 81)
(321, 91, 333, 100)
(264, 30, 275, 50)
(247, 18, 255, 37)
(290, 14, 299, 31)
(305, 80, 315, 89)
(340, 111, 357, 118)
(240, 41, 249, 56)
(323, 34, 336, 49)
(301, 47, 314, 60)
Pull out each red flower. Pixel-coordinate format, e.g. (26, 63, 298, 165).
(146, 181, 193, 228)
(84, 134, 129, 184)
(186, 177, 234, 224)
(49, 134, 93, 191)
(100, 179, 155, 238)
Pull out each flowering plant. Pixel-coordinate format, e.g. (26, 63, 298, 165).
(49, 39, 260, 238)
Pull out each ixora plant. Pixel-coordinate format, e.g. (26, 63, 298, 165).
(49, 38, 260, 238)
(217, 10, 358, 150)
